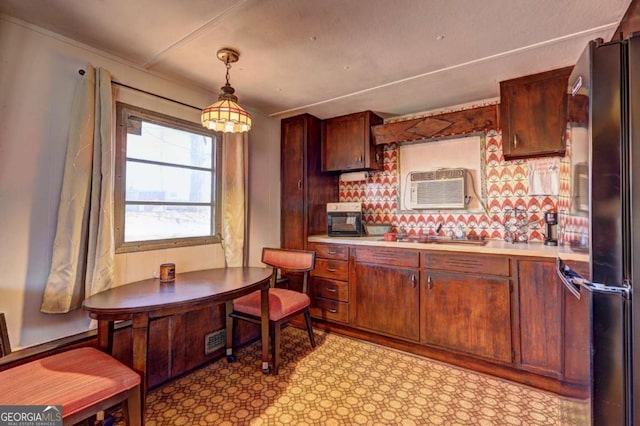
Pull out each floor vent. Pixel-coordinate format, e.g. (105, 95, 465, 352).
(205, 329, 226, 354)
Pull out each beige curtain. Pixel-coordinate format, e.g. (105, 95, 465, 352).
(221, 132, 249, 267)
(41, 66, 115, 313)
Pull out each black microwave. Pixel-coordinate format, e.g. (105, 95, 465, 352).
(327, 202, 363, 236)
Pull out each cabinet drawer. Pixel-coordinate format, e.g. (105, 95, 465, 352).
(310, 298, 349, 323)
(354, 247, 419, 268)
(308, 243, 349, 260)
(311, 277, 349, 302)
(422, 253, 510, 276)
(312, 258, 348, 280)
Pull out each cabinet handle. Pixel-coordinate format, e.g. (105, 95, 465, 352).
(375, 152, 381, 164)
(410, 274, 417, 288)
(513, 134, 518, 148)
(357, 155, 363, 163)
(427, 275, 433, 290)
(328, 250, 337, 255)
(297, 180, 302, 190)
(327, 268, 337, 272)
(326, 287, 337, 292)
(328, 309, 338, 313)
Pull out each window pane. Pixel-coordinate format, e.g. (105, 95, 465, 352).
(125, 162, 211, 203)
(124, 205, 212, 242)
(115, 102, 221, 252)
(127, 121, 213, 168)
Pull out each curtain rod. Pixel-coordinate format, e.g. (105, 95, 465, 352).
(78, 69, 203, 112)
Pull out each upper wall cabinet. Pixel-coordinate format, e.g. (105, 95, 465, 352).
(322, 111, 384, 172)
(499, 67, 572, 160)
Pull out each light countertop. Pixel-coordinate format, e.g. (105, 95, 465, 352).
(308, 235, 589, 262)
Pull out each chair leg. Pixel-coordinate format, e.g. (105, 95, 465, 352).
(272, 321, 281, 375)
(225, 301, 236, 362)
(304, 310, 316, 348)
(126, 384, 143, 426)
(269, 322, 275, 366)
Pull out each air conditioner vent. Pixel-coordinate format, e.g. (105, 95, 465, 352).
(409, 168, 466, 209)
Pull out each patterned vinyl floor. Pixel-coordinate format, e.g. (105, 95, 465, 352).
(112, 327, 589, 425)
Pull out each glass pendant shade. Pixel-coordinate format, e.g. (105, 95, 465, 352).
(201, 98, 252, 133)
(201, 47, 251, 133)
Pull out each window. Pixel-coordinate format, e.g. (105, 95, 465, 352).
(115, 103, 222, 253)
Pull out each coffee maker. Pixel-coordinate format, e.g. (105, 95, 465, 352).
(543, 211, 558, 246)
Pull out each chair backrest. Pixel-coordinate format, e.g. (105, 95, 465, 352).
(261, 248, 316, 293)
(0, 313, 11, 358)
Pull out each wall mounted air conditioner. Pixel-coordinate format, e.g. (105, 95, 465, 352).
(409, 169, 466, 209)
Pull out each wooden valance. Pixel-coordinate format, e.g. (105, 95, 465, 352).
(371, 104, 498, 145)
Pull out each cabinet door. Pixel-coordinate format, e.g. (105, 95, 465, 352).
(281, 117, 306, 250)
(500, 67, 571, 159)
(322, 111, 383, 172)
(353, 262, 420, 341)
(422, 271, 512, 363)
(516, 259, 563, 377)
(147, 316, 172, 388)
(323, 113, 366, 171)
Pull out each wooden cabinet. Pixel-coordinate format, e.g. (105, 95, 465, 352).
(516, 258, 590, 387)
(515, 259, 565, 380)
(309, 243, 350, 323)
(321, 111, 383, 172)
(281, 114, 338, 251)
(499, 67, 572, 160)
(351, 247, 420, 341)
(133, 305, 251, 389)
(305, 240, 591, 397)
(421, 253, 513, 363)
(421, 271, 512, 363)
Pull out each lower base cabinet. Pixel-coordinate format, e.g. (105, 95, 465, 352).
(516, 259, 563, 377)
(422, 271, 513, 363)
(351, 247, 421, 341)
(353, 263, 420, 341)
(308, 241, 589, 397)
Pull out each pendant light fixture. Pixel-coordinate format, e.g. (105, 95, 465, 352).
(201, 48, 252, 133)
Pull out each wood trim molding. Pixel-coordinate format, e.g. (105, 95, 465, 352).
(371, 105, 498, 145)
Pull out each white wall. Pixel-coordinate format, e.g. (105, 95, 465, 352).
(0, 16, 281, 349)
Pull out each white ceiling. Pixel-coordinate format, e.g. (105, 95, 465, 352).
(0, 0, 632, 120)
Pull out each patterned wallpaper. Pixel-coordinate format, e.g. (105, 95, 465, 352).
(339, 130, 567, 243)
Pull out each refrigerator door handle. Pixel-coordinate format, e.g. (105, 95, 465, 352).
(556, 257, 591, 299)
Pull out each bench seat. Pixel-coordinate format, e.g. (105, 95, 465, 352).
(0, 347, 142, 425)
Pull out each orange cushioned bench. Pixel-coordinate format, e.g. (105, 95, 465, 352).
(0, 347, 142, 426)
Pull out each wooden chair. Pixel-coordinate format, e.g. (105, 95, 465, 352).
(0, 313, 143, 426)
(229, 247, 316, 374)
